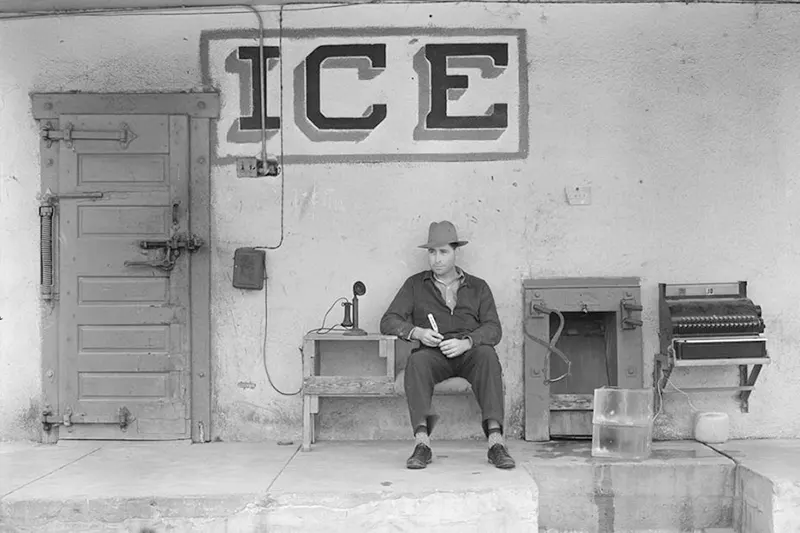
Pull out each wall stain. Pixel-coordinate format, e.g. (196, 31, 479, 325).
(8, 397, 42, 441)
(592, 464, 615, 533)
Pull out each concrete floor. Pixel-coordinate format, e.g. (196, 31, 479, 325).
(0, 438, 797, 533)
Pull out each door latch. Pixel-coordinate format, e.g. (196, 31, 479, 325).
(41, 121, 137, 150)
(125, 233, 204, 272)
(138, 234, 204, 253)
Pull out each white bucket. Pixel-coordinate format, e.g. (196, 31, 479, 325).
(694, 412, 730, 444)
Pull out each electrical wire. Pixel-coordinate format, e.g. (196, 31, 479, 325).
(262, 274, 303, 396)
(0, 2, 376, 20)
(243, 4, 268, 169)
(250, 4, 285, 250)
(261, 279, 350, 396)
(305, 297, 350, 335)
(524, 305, 572, 385)
(653, 373, 700, 421)
(4, 0, 800, 20)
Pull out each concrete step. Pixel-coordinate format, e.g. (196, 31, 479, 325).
(265, 441, 538, 532)
(0, 441, 538, 533)
(708, 439, 800, 533)
(520, 440, 736, 533)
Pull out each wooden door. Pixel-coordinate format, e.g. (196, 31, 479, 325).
(56, 114, 193, 440)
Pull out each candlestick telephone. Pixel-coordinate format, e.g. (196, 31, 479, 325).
(341, 281, 368, 335)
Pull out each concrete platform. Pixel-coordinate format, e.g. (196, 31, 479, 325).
(0, 440, 537, 533)
(707, 439, 800, 533)
(519, 440, 736, 533)
(0, 438, 796, 533)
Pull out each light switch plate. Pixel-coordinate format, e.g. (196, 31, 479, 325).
(236, 157, 259, 178)
(565, 185, 592, 206)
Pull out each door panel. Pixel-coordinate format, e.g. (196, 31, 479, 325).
(57, 114, 191, 440)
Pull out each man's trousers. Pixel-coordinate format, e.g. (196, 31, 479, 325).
(403, 344, 505, 437)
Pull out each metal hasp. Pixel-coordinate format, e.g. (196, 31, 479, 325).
(118, 406, 134, 431)
(654, 281, 770, 413)
(41, 405, 73, 431)
(522, 277, 644, 442)
(40, 121, 137, 149)
(125, 233, 204, 272)
(41, 405, 57, 432)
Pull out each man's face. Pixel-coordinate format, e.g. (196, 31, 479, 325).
(428, 244, 457, 277)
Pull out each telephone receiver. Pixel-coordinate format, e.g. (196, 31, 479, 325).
(341, 281, 368, 336)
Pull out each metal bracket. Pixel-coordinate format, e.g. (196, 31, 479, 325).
(738, 363, 765, 413)
(41, 121, 137, 150)
(529, 299, 548, 318)
(620, 298, 643, 329)
(655, 346, 767, 413)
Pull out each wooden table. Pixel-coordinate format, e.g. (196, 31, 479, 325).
(301, 332, 397, 451)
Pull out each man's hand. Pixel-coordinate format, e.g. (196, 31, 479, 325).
(439, 338, 472, 359)
(412, 327, 443, 348)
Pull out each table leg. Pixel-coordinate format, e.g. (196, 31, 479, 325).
(302, 395, 312, 452)
(310, 395, 319, 444)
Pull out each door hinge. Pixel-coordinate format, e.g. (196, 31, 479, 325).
(621, 297, 644, 330)
(119, 406, 135, 431)
(41, 121, 137, 150)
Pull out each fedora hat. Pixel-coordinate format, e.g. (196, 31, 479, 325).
(418, 220, 469, 249)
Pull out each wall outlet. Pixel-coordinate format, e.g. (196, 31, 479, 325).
(236, 157, 259, 178)
(565, 185, 592, 206)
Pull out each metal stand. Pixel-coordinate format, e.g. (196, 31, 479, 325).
(654, 348, 770, 413)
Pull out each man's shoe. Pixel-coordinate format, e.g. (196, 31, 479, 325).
(488, 444, 516, 469)
(406, 443, 433, 469)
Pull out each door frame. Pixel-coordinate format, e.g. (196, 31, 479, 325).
(32, 92, 220, 443)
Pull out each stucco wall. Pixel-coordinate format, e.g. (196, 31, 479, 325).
(1, 2, 799, 442)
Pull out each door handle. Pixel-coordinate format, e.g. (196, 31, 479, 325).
(137, 234, 204, 253)
(124, 255, 177, 272)
(172, 201, 180, 227)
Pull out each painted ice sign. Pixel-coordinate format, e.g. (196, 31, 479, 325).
(201, 28, 528, 163)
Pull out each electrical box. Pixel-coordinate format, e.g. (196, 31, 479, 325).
(236, 157, 259, 178)
(232, 247, 266, 290)
(565, 185, 592, 206)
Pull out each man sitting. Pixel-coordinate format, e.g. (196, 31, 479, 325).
(380, 220, 516, 470)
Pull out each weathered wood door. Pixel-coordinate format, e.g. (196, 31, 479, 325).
(55, 114, 194, 440)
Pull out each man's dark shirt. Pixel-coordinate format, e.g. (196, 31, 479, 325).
(380, 269, 502, 347)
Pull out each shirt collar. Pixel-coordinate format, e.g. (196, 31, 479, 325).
(425, 267, 469, 286)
